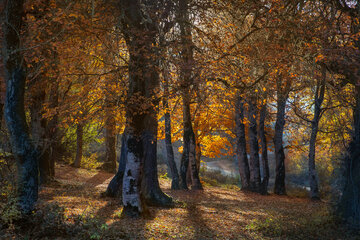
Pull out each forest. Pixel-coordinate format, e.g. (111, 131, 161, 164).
(1, 0, 360, 239)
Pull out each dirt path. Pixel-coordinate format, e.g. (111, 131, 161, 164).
(37, 164, 353, 240)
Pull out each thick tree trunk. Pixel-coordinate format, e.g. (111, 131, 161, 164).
(273, 79, 290, 195)
(338, 84, 360, 227)
(235, 94, 250, 190)
(308, 67, 326, 200)
(105, 128, 127, 198)
(119, 0, 172, 216)
(73, 123, 83, 168)
(164, 98, 180, 190)
(104, 113, 117, 173)
(248, 100, 261, 193)
(3, 0, 39, 214)
(259, 103, 269, 195)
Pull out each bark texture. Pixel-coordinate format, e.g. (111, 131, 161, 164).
(248, 100, 261, 193)
(3, 0, 39, 214)
(235, 94, 250, 190)
(259, 104, 269, 194)
(273, 77, 290, 195)
(338, 84, 360, 227)
(119, 0, 172, 217)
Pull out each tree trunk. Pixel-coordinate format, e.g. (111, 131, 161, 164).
(235, 94, 250, 190)
(164, 97, 180, 190)
(338, 85, 360, 227)
(3, 0, 39, 214)
(273, 78, 290, 195)
(73, 123, 83, 168)
(160, 24, 180, 191)
(30, 88, 51, 184)
(308, 67, 326, 200)
(119, 0, 172, 217)
(142, 109, 173, 206)
(259, 103, 269, 195)
(122, 127, 146, 217)
(178, 0, 202, 190)
(104, 113, 117, 173)
(105, 128, 127, 198)
(248, 100, 261, 193)
(46, 81, 59, 177)
(180, 94, 203, 190)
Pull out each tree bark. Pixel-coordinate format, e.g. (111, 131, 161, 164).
(178, 0, 203, 190)
(259, 103, 269, 195)
(119, 0, 172, 217)
(104, 112, 117, 173)
(308, 67, 326, 200)
(273, 77, 290, 195)
(338, 84, 360, 227)
(73, 123, 83, 168)
(180, 94, 203, 190)
(248, 100, 261, 193)
(164, 97, 180, 190)
(142, 109, 173, 206)
(235, 93, 250, 190)
(105, 128, 127, 198)
(3, 0, 39, 214)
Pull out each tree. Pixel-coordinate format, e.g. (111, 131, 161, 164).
(118, 0, 173, 217)
(178, 0, 203, 190)
(308, 66, 326, 200)
(235, 93, 250, 190)
(2, 0, 39, 214)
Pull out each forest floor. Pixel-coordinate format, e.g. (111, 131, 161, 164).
(3, 164, 360, 240)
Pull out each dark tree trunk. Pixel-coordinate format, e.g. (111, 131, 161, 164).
(259, 103, 269, 195)
(273, 77, 290, 195)
(3, 0, 39, 214)
(104, 112, 117, 173)
(338, 84, 360, 227)
(104, 128, 127, 198)
(180, 94, 203, 190)
(73, 123, 83, 168)
(142, 109, 173, 206)
(164, 97, 180, 190)
(30, 88, 51, 184)
(196, 141, 201, 174)
(119, 0, 172, 217)
(178, 0, 202, 190)
(235, 94, 250, 190)
(308, 67, 326, 200)
(248, 100, 261, 193)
